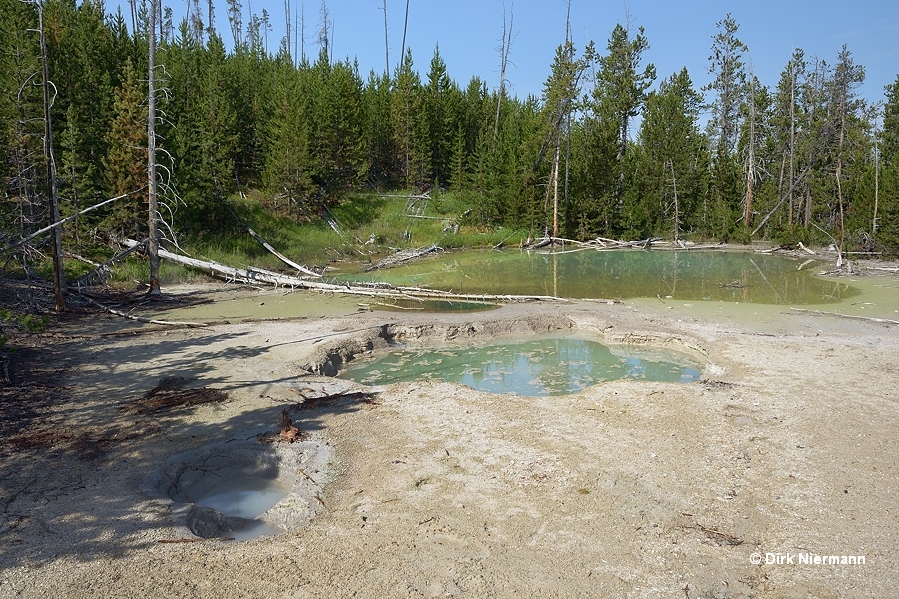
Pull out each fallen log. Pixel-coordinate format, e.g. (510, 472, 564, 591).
(80, 294, 208, 328)
(73, 239, 148, 287)
(246, 227, 321, 277)
(522, 237, 553, 250)
(364, 243, 440, 272)
(1, 188, 144, 254)
(122, 239, 572, 303)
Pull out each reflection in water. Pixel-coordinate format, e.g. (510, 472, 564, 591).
(340, 336, 702, 396)
(340, 249, 858, 304)
(195, 476, 289, 541)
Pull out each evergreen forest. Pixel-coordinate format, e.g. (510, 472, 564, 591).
(4, 0, 899, 292)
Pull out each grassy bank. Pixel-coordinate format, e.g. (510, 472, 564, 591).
(109, 190, 528, 287)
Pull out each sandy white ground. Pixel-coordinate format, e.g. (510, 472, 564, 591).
(1, 280, 897, 598)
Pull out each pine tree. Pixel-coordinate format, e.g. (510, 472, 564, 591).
(593, 25, 655, 165)
(704, 14, 748, 239)
(637, 68, 707, 237)
(768, 50, 806, 232)
(883, 75, 899, 162)
(0, 0, 42, 240)
(391, 48, 428, 189)
(103, 60, 147, 238)
(263, 58, 313, 221)
(538, 41, 585, 236)
(363, 70, 396, 187)
(423, 46, 454, 187)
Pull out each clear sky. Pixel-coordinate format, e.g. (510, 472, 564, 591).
(168, 0, 898, 110)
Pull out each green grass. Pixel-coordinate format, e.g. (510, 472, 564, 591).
(18, 189, 530, 290)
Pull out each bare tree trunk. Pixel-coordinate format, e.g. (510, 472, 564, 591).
(836, 96, 847, 262)
(147, 0, 161, 295)
(788, 64, 795, 226)
(38, 1, 66, 312)
(207, 0, 215, 35)
(399, 0, 409, 70)
(873, 124, 880, 235)
(669, 159, 680, 241)
(382, 0, 389, 74)
(129, 0, 137, 35)
(744, 68, 756, 228)
(284, 0, 291, 61)
(552, 134, 560, 238)
(493, 2, 513, 142)
(777, 153, 786, 226)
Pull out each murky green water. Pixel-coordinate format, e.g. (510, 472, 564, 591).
(340, 249, 858, 304)
(364, 298, 501, 313)
(339, 335, 703, 396)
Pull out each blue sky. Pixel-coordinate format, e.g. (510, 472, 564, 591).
(166, 0, 898, 109)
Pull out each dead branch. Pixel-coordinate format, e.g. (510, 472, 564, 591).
(293, 388, 379, 409)
(123, 376, 228, 414)
(246, 226, 321, 277)
(79, 293, 208, 328)
(1, 189, 145, 254)
(797, 242, 816, 255)
(122, 239, 576, 303)
(73, 239, 148, 287)
(364, 244, 440, 271)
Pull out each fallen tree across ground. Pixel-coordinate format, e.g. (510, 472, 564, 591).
(364, 244, 440, 271)
(120, 239, 576, 304)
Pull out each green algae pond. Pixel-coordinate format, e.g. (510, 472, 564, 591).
(340, 248, 859, 304)
(339, 335, 703, 396)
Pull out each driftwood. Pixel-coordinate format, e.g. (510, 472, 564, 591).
(292, 388, 379, 409)
(245, 227, 321, 277)
(521, 236, 725, 252)
(363, 244, 440, 272)
(522, 237, 554, 250)
(789, 308, 899, 326)
(492, 234, 513, 250)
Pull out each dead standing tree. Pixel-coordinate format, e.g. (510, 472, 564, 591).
(493, 1, 514, 143)
(34, 0, 66, 312)
(147, 0, 161, 295)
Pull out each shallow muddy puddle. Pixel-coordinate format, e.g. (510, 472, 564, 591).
(338, 249, 859, 304)
(154, 287, 366, 322)
(629, 271, 899, 334)
(195, 477, 289, 541)
(339, 335, 703, 396)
